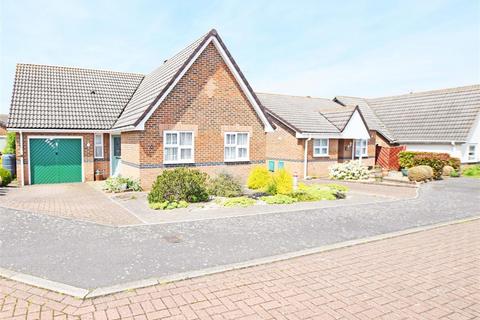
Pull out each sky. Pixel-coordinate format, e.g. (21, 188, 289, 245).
(0, 0, 479, 114)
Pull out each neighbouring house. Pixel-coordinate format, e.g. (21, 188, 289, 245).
(334, 85, 480, 164)
(7, 29, 273, 187)
(0, 114, 7, 151)
(258, 93, 374, 178)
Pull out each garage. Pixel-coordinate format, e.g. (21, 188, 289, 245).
(29, 137, 83, 184)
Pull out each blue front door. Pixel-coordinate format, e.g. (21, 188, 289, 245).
(112, 136, 121, 176)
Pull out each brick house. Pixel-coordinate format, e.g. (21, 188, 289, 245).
(257, 93, 373, 178)
(7, 29, 273, 188)
(0, 115, 7, 151)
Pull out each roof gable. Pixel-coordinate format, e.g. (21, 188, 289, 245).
(114, 29, 273, 132)
(340, 108, 370, 139)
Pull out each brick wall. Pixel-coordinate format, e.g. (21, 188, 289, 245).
(15, 132, 99, 185)
(127, 42, 267, 189)
(93, 133, 110, 180)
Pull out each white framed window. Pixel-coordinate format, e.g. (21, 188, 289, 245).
(94, 133, 104, 159)
(355, 139, 368, 157)
(224, 132, 249, 162)
(163, 131, 194, 164)
(313, 139, 329, 157)
(468, 144, 476, 161)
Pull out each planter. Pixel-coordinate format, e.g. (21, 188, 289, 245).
(95, 173, 103, 181)
(401, 168, 408, 177)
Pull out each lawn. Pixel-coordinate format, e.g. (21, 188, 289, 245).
(462, 165, 480, 178)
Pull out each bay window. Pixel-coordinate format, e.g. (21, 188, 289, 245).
(224, 132, 249, 161)
(164, 131, 194, 164)
(355, 139, 368, 157)
(313, 139, 329, 157)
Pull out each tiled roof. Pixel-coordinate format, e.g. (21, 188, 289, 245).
(336, 85, 480, 143)
(113, 31, 213, 129)
(8, 64, 143, 129)
(257, 93, 346, 133)
(366, 85, 480, 143)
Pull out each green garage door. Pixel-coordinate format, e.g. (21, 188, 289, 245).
(30, 138, 82, 184)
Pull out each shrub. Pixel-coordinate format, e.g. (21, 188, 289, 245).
(247, 166, 271, 190)
(2, 132, 15, 154)
(223, 196, 256, 207)
(329, 161, 370, 180)
(442, 165, 454, 176)
(449, 157, 461, 170)
(450, 170, 460, 178)
(148, 168, 209, 203)
(208, 173, 243, 197)
(104, 176, 142, 193)
(407, 165, 433, 182)
(398, 151, 416, 169)
(0, 167, 12, 187)
(462, 165, 480, 178)
(260, 194, 297, 204)
(291, 184, 344, 201)
(149, 200, 189, 210)
(412, 153, 449, 179)
(267, 169, 293, 195)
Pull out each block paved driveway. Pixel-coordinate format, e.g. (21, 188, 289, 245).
(1, 219, 479, 319)
(0, 178, 479, 290)
(0, 183, 140, 225)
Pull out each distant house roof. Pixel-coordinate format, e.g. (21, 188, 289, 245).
(0, 114, 8, 127)
(8, 64, 143, 129)
(335, 84, 480, 143)
(257, 92, 364, 134)
(8, 29, 272, 132)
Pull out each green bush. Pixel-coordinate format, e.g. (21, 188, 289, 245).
(2, 132, 15, 154)
(291, 184, 343, 201)
(104, 176, 142, 193)
(450, 170, 460, 178)
(398, 151, 416, 169)
(260, 194, 297, 204)
(148, 168, 209, 203)
(462, 165, 480, 178)
(449, 157, 461, 170)
(407, 165, 433, 182)
(208, 173, 243, 197)
(247, 166, 271, 190)
(223, 196, 256, 207)
(0, 167, 12, 187)
(149, 200, 189, 210)
(270, 169, 293, 195)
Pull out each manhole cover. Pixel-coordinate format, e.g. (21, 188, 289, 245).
(163, 235, 183, 243)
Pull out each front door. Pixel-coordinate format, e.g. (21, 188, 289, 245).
(111, 135, 121, 176)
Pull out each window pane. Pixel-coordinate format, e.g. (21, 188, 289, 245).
(180, 132, 192, 146)
(225, 147, 235, 160)
(238, 147, 247, 159)
(321, 139, 328, 146)
(237, 133, 248, 146)
(322, 147, 328, 154)
(165, 147, 177, 161)
(94, 146, 103, 158)
(226, 134, 235, 145)
(180, 148, 192, 160)
(94, 134, 102, 145)
(166, 133, 177, 145)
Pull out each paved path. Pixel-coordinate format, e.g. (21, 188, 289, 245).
(1, 219, 479, 319)
(0, 183, 140, 226)
(0, 178, 479, 289)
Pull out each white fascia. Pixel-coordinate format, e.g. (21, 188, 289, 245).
(133, 36, 274, 133)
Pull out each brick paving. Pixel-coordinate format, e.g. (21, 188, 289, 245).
(1, 219, 478, 319)
(0, 183, 139, 226)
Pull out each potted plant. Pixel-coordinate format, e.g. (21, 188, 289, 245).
(95, 169, 103, 181)
(401, 168, 409, 176)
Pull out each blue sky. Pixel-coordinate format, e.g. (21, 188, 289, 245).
(0, 0, 479, 114)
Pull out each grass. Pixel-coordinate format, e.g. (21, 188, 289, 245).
(462, 165, 480, 178)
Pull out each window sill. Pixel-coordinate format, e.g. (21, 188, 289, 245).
(313, 155, 329, 158)
(163, 160, 195, 165)
(224, 159, 250, 163)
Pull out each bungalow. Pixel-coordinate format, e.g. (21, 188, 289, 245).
(7, 29, 273, 188)
(258, 93, 374, 178)
(334, 85, 480, 164)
